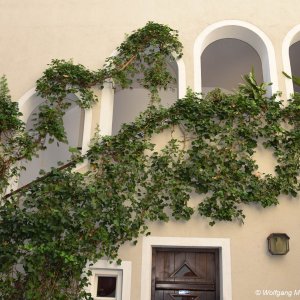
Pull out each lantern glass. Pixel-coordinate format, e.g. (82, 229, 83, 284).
(267, 233, 290, 255)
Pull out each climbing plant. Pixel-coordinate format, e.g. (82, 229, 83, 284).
(0, 21, 182, 196)
(87, 75, 299, 226)
(1, 22, 300, 299)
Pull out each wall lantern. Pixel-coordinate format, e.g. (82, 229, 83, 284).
(267, 233, 290, 255)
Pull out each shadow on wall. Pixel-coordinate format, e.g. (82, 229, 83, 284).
(289, 41, 300, 93)
(112, 59, 179, 135)
(201, 38, 263, 93)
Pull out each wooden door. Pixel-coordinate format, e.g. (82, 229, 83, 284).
(151, 248, 220, 300)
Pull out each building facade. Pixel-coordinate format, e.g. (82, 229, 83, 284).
(2, 1, 300, 299)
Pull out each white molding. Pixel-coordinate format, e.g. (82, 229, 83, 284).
(81, 108, 92, 155)
(282, 24, 300, 99)
(141, 236, 232, 300)
(194, 19, 278, 96)
(99, 82, 114, 136)
(85, 260, 132, 300)
(176, 57, 187, 98)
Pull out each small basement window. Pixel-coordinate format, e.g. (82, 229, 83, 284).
(97, 276, 117, 297)
(92, 269, 122, 300)
(85, 260, 131, 300)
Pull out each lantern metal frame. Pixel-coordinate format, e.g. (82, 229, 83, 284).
(267, 233, 290, 255)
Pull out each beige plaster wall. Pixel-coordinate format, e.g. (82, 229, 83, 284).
(1, 0, 300, 99)
(116, 128, 300, 300)
(118, 197, 300, 299)
(2, 1, 300, 299)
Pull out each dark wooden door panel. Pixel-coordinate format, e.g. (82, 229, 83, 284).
(152, 248, 220, 300)
(157, 250, 175, 279)
(153, 290, 216, 300)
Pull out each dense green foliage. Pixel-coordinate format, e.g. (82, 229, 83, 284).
(0, 76, 39, 192)
(87, 75, 300, 226)
(1, 22, 300, 299)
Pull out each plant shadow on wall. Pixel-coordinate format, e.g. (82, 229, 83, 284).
(1, 22, 300, 299)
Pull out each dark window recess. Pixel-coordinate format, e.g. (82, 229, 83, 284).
(97, 276, 117, 297)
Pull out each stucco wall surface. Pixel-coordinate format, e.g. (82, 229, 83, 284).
(0, 0, 299, 98)
(1, 1, 300, 299)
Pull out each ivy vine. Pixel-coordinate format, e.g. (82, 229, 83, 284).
(0, 22, 182, 194)
(1, 22, 300, 299)
(87, 75, 300, 226)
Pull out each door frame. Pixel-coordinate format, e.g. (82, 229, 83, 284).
(141, 237, 232, 300)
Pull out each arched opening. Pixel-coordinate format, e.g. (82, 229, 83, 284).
(194, 20, 278, 96)
(18, 91, 91, 187)
(99, 57, 185, 137)
(289, 41, 300, 93)
(112, 59, 179, 135)
(282, 25, 300, 98)
(201, 38, 263, 93)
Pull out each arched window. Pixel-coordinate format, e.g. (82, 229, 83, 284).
(112, 59, 179, 135)
(289, 41, 300, 93)
(282, 25, 300, 97)
(17, 90, 92, 187)
(194, 20, 278, 96)
(99, 57, 186, 136)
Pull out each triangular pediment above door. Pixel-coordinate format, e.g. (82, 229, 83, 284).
(170, 262, 199, 278)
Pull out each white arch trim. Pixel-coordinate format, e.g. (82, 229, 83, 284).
(141, 236, 232, 300)
(282, 24, 300, 98)
(18, 87, 40, 122)
(194, 20, 278, 96)
(18, 87, 93, 155)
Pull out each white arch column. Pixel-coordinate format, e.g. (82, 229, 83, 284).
(99, 82, 114, 136)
